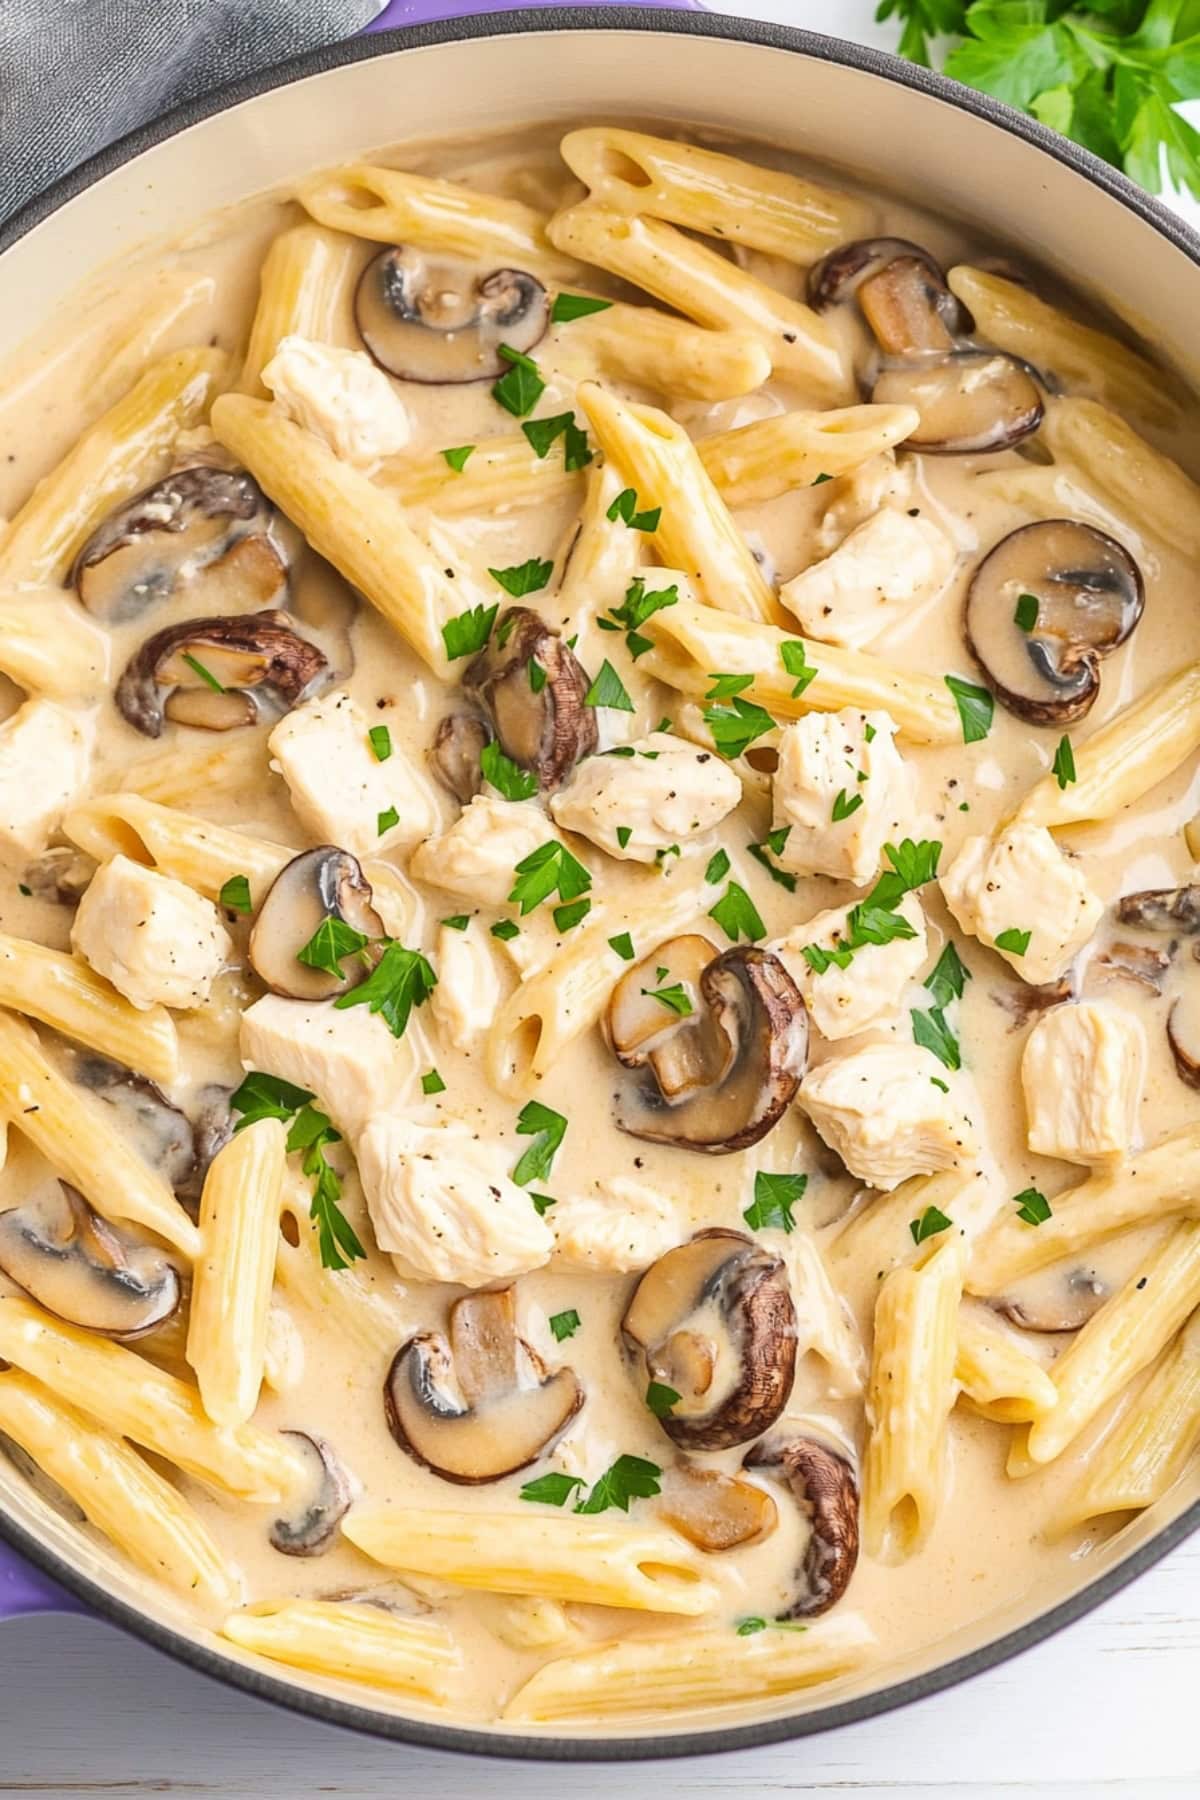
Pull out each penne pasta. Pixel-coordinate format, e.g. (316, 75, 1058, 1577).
(276, 1182, 408, 1362)
(0, 1010, 197, 1256)
(380, 431, 581, 517)
(0, 592, 110, 699)
(555, 460, 645, 625)
(955, 1304, 1058, 1424)
(0, 348, 227, 587)
(0, 1369, 237, 1611)
(64, 793, 292, 904)
(0, 932, 179, 1086)
(552, 300, 771, 401)
(187, 1120, 286, 1428)
(560, 127, 872, 262)
(342, 1504, 719, 1615)
(115, 731, 280, 812)
(222, 1599, 462, 1702)
(504, 1612, 877, 1722)
(1041, 395, 1200, 560)
(240, 224, 359, 395)
(0, 1296, 305, 1503)
(695, 404, 919, 509)
(830, 1171, 987, 1281)
(546, 205, 852, 401)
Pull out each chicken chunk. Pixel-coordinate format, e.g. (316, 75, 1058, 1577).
(772, 894, 927, 1041)
(409, 795, 555, 907)
(798, 1042, 978, 1190)
(429, 919, 501, 1051)
(0, 700, 92, 858)
(549, 733, 741, 863)
(269, 689, 438, 860)
(772, 708, 912, 885)
(550, 1178, 681, 1273)
(262, 334, 411, 466)
(781, 507, 955, 651)
(939, 825, 1103, 984)
(1021, 1000, 1144, 1166)
(814, 450, 914, 555)
(240, 994, 415, 1140)
(71, 855, 230, 1011)
(356, 1115, 552, 1287)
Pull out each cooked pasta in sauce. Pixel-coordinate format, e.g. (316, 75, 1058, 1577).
(1, 120, 1200, 1728)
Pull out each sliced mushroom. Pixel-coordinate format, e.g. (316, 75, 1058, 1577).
(1093, 941, 1171, 993)
(609, 935, 726, 1100)
(656, 1460, 778, 1552)
(610, 945, 807, 1153)
(270, 1431, 353, 1556)
(744, 1435, 859, 1617)
(1168, 985, 1200, 1089)
(0, 1181, 179, 1338)
(1117, 885, 1200, 933)
(622, 1229, 797, 1451)
(355, 247, 548, 383)
(73, 466, 282, 622)
(20, 845, 97, 907)
(990, 974, 1074, 1030)
(995, 1266, 1109, 1332)
(965, 521, 1144, 725)
(385, 1287, 583, 1484)
(807, 238, 970, 335)
(176, 1085, 235, 1215)
(463, 607, 596, 789)
(116, 609, 327, 739)
(69, 1053, 196, 1192)
(430, 714, 491, 804)
(249, 847, 383, 1001)
(872, 349, 1043, 455)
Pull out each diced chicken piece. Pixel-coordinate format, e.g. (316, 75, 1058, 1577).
(782, 507, 954, 652)
(772, 708, 912, 885)
(0, 700, 92, 857)
(814, 450, 914, 554)
(268, 689, 437, 860)
(356, 1115, 552, 1287)
(240, 994, 415, 1140)
(772, 894, 927, 1041)
(71, 854, 230, 1011)
(939, 825, 1103, 984)
(430, 920, 502, 1051)
(798, 1042, 978, 1190)
(492, 1597, 578, 1651)
(262, 334, 410, 466)
(550, 1178, 682, 1273)
(409, 795, 553, 907)
(1021, 1000, 1144, 1166)
(549, 732, 741, 863)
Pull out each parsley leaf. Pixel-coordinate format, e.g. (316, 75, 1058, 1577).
(1015, 1186, 1053, 1225)
(421, 1068, 446, 1096)
(703, 695, 776, 760)
(489, 556, 553, 597)
(520, 1472, 585, 1506)
(492, 343, 545, 416)
(553, 896, 591, 932)
(574, 1453, 662, 1514)
(780, 638, 818, 698)
(1015, 591, 1039, 631)
(550, 1308, 582, 1341)
(522, 412, 574, 458)
(509, 840, 592, 915)
(645, 1380, 681, 1417)
(1053, 733, 1077, 789)
(709, 880, 766, 943)
(219, 873, 252, 915)
(512, 1100, 568, 1186)
(480, 739, 538, 802)
(911, 1003, 962, 1069)
(607, 576, 679, 659)
(230, 1076, 364, 1270)
(744, 1170, 807, 1233)
(924, 941, 971, 1009)
(181, 652, 224, 693)
(229, 1070, 315, 1126)
(377, 806, 399, 836)
(607, 486, 662, 532)
(945, 674, 994, 744)
(442, 445, 474, 472)
(747, 839, 797, 892)
(443, 914, 470, 930)
(368, 724, 393, 762)
(552, 292, 613, 322)
(297, 915, 370, 980)
(705, 848, 731, 884)
(641, 980, 694, 1017)
(442, 601, 498, 661)
(831, 787, 864, 822)
(491, 919, 520, 942)
(333, 941, 437, 1038)
(910, 1203, 953, 1245)
(609, 931, 636, 960)
(705, 671, 756, 700)
(528, 658, 547, 694)
(584, 659, 635, 711)
(995, 926, 1033, 955)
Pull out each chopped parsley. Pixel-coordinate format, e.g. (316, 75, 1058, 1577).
(550, 1308, 582, 1342)
(641, 979, 694, 1017)
(521, 411, 593, 470)
(607, 486, 662, 532)
(709, 880, 766, 943)
(780, 639, 818, 698)
(528, 658, 548, 694)
(491, 919, 520, 942)
(442, 601, 498, 661)
(945, 674, 994, 744)
(703, 695, 776, 760)
(1015, 592, 1039, 631)
(573, 1453, 662, 1515)
(705, 848, 731, 884)
(480, 739, 538, 802)
(1015, 1187, 1053, 1226)
(489, 556, 553, 597)
(377, 806, 399, 837)
(333, 941, 436, 1039)
(1053, 734, 1077, 789)
(492, 343, 545, 417)
(519, 1472, 585, 1507)
(995, 926, 1032, 955)
(743, 1170, 806, 1234)
(800, 841, 941, 975)
(584, 659, 635, 711)
(831, 788, 864, 822)
(297, 915, 370, 979)
(910, 1204, 953, 1245)
(551, 292, 613, 323)
(924, 941, 971, 1009)
(911, 1003, 962, 1070)
(616, 825, 633, 849)
(553, 896, 591, 932)
(181, 651, 224, 693)
(421, 1068, 446, 1096)
(605, 576, 680, 659)
(229, 1073, 364, 1271)
(368, 724, 393, 762)
(608, 931, 636, 961)
(737, 1616, 809, 1635)
(512, 1100, 568, 1186)
(218, 873, 252, 915)
(529, 1192, 556, 1216)
(645, 1380, 681, 1417)
(508, 840, 592, 915)
(705, 671, 756, 700)
(442, 444, 475, 472)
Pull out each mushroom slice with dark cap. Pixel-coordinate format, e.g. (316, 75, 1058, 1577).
(115, 609, 327, 739)
(176, 1085, 235, 1216)
(1093, 941, 1171, 993)
(743, 1434, 859, 1617)
(430, 714, 491, 804)
(994, 1266, 1109, 1333)
(249, 847, 384, 1001)
(0, 1181, 180, 1338)
(807, 237, 971, 335)
(73, 466, 283, 622)
(355, 247, 548, 383)
(20, 846, 97, 907)
(622, 1229, 797, 1451)
(385, 1287, 583, 1484)
(463, 606, 596, 789)
(656, 1461, 778, 1552)
(965, 521, 1144, 725)
(609, 943, 807, 1154)
(991, 974, 1074, 1031)
(1168, 985, 1200, 1090)
(270, 1431, 354, 1556)
(1116, 885, 1200, 933)
(68, 1052, 196, 1193)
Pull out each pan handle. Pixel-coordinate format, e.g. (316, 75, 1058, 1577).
(0, 1545, 85, 1617)
(366, 0, 701, 29)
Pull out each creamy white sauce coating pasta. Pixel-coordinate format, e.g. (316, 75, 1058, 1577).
(0, 121, 1199, 1731)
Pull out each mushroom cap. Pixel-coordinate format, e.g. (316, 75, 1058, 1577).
(355, 247, 548, 384)
(1168, 985, 1200, 1090)
(994, 1266, 1109, 1333)
(966, 520, 1144, 725)
(69, 1053, 196, 1194)
(609, 934, 727, 1099)
(1116, 885, 1200, 933)
(744, 1434, 859, 1616)
(249, 847, 384, 1001)
(430, 713, 491, 804)
(463, 607, 596, 790)
(622, 1229, 798, 1452)
(871, 348, 1044, 455)
(807, 237, 970, 336)
(115, 608, 328, 739)
(20, 846, 97, 907)
(656, 1461, 778, 1552)
(0, 1182, 180, 1339)
(612, 945, 808, 1154)
(269, 1431, 354, 1556)
(385, 1288, 583, 1484)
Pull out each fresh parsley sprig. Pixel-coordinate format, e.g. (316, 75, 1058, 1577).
(229, 1072, 365, 1271)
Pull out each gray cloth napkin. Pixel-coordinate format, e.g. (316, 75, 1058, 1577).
(0, 0, 385, 229)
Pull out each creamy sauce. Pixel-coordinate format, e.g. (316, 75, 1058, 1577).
(0, 120, 1199, 1731)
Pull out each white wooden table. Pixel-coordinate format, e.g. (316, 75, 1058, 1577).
(3, 2, 1200, 1793)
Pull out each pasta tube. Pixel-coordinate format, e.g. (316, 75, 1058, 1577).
(0, 932, 179, 1086)
(0, 1296, 304, 1503)
(380, 432, 581, 517)
(0, 348, 226, 587)
(547, 205, 852, 401)
(637, 595, 961, 745)
(560, 127, 872, 262)
(955, 1304, 1058, 1424)
(696, 404, 919, 508)
(342, 1504, 718, 1615)
(223, 1600, 461, 1702)
(276, 1184, 407, 1362)
(187, 1120, 286, 1427)
(0, 1011, 197, 1256)
(240, 224, 359, 394)
(0, 593, 110, 699)
(1041, 396, 1200, 559)
(64, 793, 292, 904)
(556, 460, 645, 624)
(578, 381, 778, 623)
(504, 1613, 876, 1722)
(0, 1370, 236, 1611)
(553, 301, 771, 401)
(1023, 1222, 1200, 1466)
(863, 1236, 965, 1559)
(211, 394, 462, 675)
(1015, 662, 1200, 831)
(117, 732, 278, 812)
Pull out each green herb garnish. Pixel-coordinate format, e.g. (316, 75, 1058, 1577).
(333, 941, 436, 1039)
(709, 880, 766, 943)
(550, 1308, 582, 1341)
(584, 659, 635, 711)
(480, 739, 538, 802)
(508, 840, 592, 915)
(1015, 1187, 1053, 1225)
(945, 674, 994, 744)
(442, 445, 475, 472)
(492, 343, 545, 416)
(743, 1170, 807, 1234)
(910, 1204, 953, 1245)
(552, 292, 614, 322)
(218, 873, 253, 916)
(512, 1100, 568, 1186)
(489, 556, 553, 597)
(442, 601, 498, 661)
